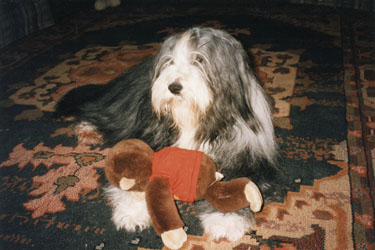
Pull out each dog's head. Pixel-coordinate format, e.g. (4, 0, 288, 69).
(152, 28, 257, 126)
(151, 28, 211, 129)
(151, 28, 275, 158)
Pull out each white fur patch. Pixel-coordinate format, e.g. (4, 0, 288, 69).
(104, 185, 151, 232)
(75, 121, 103, 145)
(198, 211, 254, 241)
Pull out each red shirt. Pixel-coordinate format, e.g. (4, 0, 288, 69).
(150, 147, 203, 203)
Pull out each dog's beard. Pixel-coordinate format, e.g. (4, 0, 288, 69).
(151, 68, 212, 149)
(151, 77, 211, 149)
(158, 98, 201, 129)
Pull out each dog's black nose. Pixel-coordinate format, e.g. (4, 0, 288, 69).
(168, 82, 183, 95)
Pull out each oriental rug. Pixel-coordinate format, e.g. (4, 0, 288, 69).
(1, 3, 374, 250)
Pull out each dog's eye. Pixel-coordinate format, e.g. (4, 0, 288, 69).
(195, 56, 203, 63)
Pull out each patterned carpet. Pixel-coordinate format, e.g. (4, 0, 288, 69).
(1, 3, 374, 250)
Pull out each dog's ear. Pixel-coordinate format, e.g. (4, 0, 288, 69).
(235, 49, 278, 162)
(234, 50, 264, 132)
(152, 34, 181, 81)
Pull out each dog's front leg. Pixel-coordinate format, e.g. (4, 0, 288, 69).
(196, 201, 255, 242)
(104, 185, 152, 232)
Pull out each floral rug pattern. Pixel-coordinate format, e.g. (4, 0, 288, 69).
(0, 4, 374, 250)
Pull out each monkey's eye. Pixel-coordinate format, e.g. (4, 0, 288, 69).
(195, 56, 203, 63)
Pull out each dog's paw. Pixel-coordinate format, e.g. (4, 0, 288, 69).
(161, 228, 187, 250)
(75, 122, 103, 145)
(104, 186, 151, 232)
(244, 181, 263, 212)
(199, 211, 254, 242)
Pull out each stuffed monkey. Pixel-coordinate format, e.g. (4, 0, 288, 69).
(105, 139, 263, 249)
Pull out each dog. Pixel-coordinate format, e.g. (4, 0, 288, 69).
(55, 27, 288, 242)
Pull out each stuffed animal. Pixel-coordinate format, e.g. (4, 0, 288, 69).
(105, 139, 263, 249)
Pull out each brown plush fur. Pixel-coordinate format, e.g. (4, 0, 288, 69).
(146, 177, 185, 234)
(105, 139, 153, 192)
(204, 178, 251, 212)
(105, 139, 257, 235)
(194, 154, 218, 200)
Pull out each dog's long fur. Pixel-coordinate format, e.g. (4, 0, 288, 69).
(55, 28, 288, 241)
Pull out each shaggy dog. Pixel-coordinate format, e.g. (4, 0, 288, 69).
(55, 27, 288, 242)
